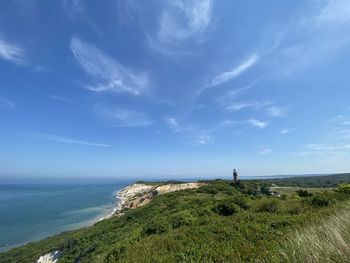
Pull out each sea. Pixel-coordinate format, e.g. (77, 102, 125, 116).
(0, 181, 130, 252)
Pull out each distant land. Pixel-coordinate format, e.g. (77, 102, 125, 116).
(0, 173, 331, 185)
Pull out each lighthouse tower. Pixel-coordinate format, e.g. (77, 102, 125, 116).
(233, 169, 238, 183)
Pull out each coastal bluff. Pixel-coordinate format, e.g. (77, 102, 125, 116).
(35, 181, 205, 263)
(115, 182, 206, 215)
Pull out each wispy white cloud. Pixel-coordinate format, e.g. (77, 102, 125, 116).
(164, 117, 192, 133)
(158, 0, 212, 44)
(304, 143, 350, 153)
(220, 120, 240, 126)
(208, 54, 259, 88)
(197, 134, 212, 145)
(0, 98, 15, 109)
(96, 106, 152, 127)
(62, 0, 85, 17)
(267, 106, 286, 117)
(165, 117, 181, 131)
(47, 95, 74, 105)
(260, 148, 272, 155)
(332, 128, 350, 141)
(224, 101, 271, 112)
(276, 0, 350, 76)
(0, 37, 25, 64)
(70, 37, 149, 95)
(148, 0, 213, 55)
(298, 0, 350, 32)
(330, 114, 345, 122)
(248, 119, 268, 129)
(225, 102, 253, 111)
(280, 128, 292, 135)
(164, 116, 212, 145)
(28, 132, 111, 147)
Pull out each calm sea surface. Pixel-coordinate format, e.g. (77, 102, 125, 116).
(0, 182, 129, 252)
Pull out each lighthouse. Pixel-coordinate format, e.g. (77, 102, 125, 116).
(233, 169, 238, 183)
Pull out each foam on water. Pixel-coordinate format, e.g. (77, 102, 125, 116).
(0, 182, 129, 252)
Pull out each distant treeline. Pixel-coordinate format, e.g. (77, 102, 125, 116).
(249, 173, 350, 188)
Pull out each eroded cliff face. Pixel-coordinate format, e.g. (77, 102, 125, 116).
(115, 182, 206, 215)
(36, 251, 60, 263)
(35, 182, 205, 263)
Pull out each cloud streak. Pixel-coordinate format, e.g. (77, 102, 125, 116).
(164, 117, 212, 145)
(267, 106, 286, 117)
(96, 106, 152, 127)
(274, 0, 350, 76)
(224, 101, 271, 112)
(209, 54, 259, 88)
(0, 98, 15, 109)
(0, 37, 25, 64)
(29, 133, 111, 147)
(70, 37, 149, 95)
(146, 0, 213, 56)
(47, 95, 74, 105)
(280, 128, 292, 135)
(248, 119, 268, 129)
(158, 0, 212, 45)
(260, 148, 272, 155)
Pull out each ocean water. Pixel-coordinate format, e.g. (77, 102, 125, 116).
(0, 182, 129, 252)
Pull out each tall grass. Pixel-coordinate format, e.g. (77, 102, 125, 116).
(271, 204, 350, 263)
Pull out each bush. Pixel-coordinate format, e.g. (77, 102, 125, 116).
(256, 199, 279, 213)
(311, 194, 332, 207)
(231, 195, 249, 210)
(337, 184, 350, 194)
(105, 244, 127, 262)
(260, 185, 271, 195)
(286, 203, 304, 215)
(215, 199, 240, 216)
(197, 181, 238, 196)
(197, 184, 218, 195)
(296, 189, 313, 197)
(170, 211, 194, 228)
(142, 218, 169, 235)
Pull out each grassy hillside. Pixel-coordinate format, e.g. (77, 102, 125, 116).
(271, 206, 350, 262)
(1, 174, 350, 262)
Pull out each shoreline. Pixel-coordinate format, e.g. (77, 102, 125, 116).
(97, 195, 123, 221)
(1, 182, 204, 254)
(0, 184, 127, 253)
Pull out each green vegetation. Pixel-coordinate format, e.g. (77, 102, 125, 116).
(2, 174, 350, 262)
(269, 205, 350, 263)
(134, 180, 187, 186)
(255, 173, 350, 188)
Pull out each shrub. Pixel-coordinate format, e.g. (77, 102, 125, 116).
(170, 211, 194, 228)
(197, 184, 218, 195)
(286, 203, 304, 215)
(296, 189, 313, 197)
(256, 199, 279, 213)
(142, 218, 169, 235)
(241, 186, 258, 196)
(260, 185, 271, 195)
(231, 196, 249, 210)
(215, 199, 240, 216)
(105, 244, 127, 262)
(311, 194, 332, 207)
(337, 184, 350, 194)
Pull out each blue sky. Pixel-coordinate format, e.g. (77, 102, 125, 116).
(1, 0, 350, 179)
